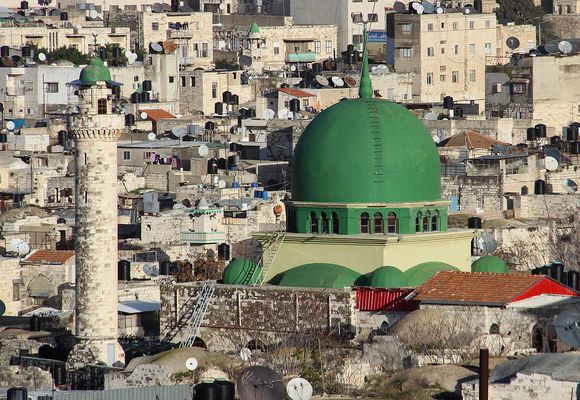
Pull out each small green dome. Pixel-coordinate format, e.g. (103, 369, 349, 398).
(222, 259, 261, 285)
(249, 21, 260, 33)
(404, 261, 459, 287)
(369, 266, 407, 288)
(471, 256, 508, 273)
(79, 57, 112, 84)
(291, 99, 441, 203)
(269, 263, 363, 288)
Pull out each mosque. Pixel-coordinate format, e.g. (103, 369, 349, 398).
(223, 30, 507, 289)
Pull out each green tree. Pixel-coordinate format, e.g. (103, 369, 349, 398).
(28, 44, 90, 65)
(102, 43, 128, 66)
(495, 0, 545, 25)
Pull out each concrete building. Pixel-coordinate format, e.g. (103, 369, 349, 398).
(552, 0, 580, 14)
(387, 11, 497, 109)
(495, 23, 537, 64)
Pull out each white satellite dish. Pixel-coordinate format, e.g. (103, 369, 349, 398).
(17, 241, 30, 257)
(219, 3, 226, 10)
(278, 108, 291, 119)
(558, 40, 573, 54)
(38, 53, 46, 62)
(262, 109, 275, 120)
(555, 309, 580, 348)
(286, 377, 313, 400)
(432, 134, 440, 144)
(89, 9, 98, 19)
(6, 121, 15, 131)
(424, 112, 437, 121)
(331, 76, 344, 87)
(436, 6, 444, 13)
(140, 111, 148, 120)
(172, 127, 186, 138)
(143, 263, 159, 277)
(412, 2, 424, 14)
(185, 357, 198, 371)
(151, 42, 163, 53)
(562, 178, 578, 193)
(218, 180, 226, 189)
(128, 53, 138, 64)
(124, 50, 133, 58)
(147, 132, 157, 141)
(544, 156, 559, 171)
(146, 6, 152, 13)
(10, 239, 21, 252)
(478, 233, 497, 254)
(290, 65, 297, 72)
(370, 66, 378, 74)
(240, 347, 252, 361)
(173, 203, 186, 209)
(198, 145, 209, 157)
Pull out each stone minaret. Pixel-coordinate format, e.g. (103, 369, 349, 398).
(67, 58, 124, 367)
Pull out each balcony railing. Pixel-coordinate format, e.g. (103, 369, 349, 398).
(180, 231, 226, 244)
(286, 53, 316, 62)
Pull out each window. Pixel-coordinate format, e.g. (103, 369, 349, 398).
(469, 21, 475, 29)
(427, 46, 434, 56)
(46, 82, 58, 93)
(566, 5, 571, 13)
(201, 43, 208, 57)
(152, 22, 159, 31)
(423, 211, 431, 232)
(469, 43, 476, 55)
(332, 212, 339, 234)
(387, 212, 398, 234)
(360, 212, 370, 234)
(125, 4, 137, 10)
(426, 72, 433, 85)
(485, 20, 491, 28)
(169, 76, 175, 83)
(469, 69, 476, 82)
(521, 186, 528, 195)
(400, 48, 412, 58)
(97, 98, 107, 114)
(310, 212, 318, 233)
(144, 151, 152, 159)
(314, 41, 321, 53)
(427, 23, 433, 31)
(415, 211, 422, 232)
(274, 45, 280, 55)
(321, 213, 329, 234)
(373, 212, 383, 234)
(353, 0, 362, 2)
(431, 211, 439, 231)
(440, 74, 446, 82)
(452, 22, 458, 30)
(211, 82, 217, 98)
(440, 65, 446, 71)
(368, 13, 378, 22)
(302, 99, 309, 107)
(191, 77, 196, 86)
(400, 23, 412, 32)
(387, 88, 395, 101)
(326, 40, 332, 54)
(490, 323, 500, 334)
(351, 12, 363, 23)
(441, 47, 445, 54)
(452, 71, 459, 83)
(484, 42, 492, 54)
(12, 282, 20, 301)
(441, 22, 445, 29)
(123, 151, 131, 160)
(454, 44, 459, 55)
(180, 76, 186, 87)
(134, 75, 139, 82)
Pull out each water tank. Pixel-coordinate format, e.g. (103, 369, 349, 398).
(312, 63, 322, 74)
(237, 115, 243, 127)
(550, 136, 561, 145)
(222, 91, 232, 104)
(0, 133, 8, 143)
(254, 190, 262, 198)
(38, 345, 53, 359)
(118, 260, 131, 281)
(227, 155, 239, 170)
(1, 46, 9, 57)
(474, 0, 482, 12)
(567, 270, 579, 291)
(232, 181, 239, 188)
(347, 44, 354, 52)
(182, 135, 195, 142)
(551, 262, 565, 282)
(21, 46, 31, 57)
(194, 381, 219, 400)
(142, 91, 150, 103)
(262, 190, 269, 200)
(345, 52, 354, 64)
(534, 179, 546, 194)
(547, 264, 558, 280)
(229, 142, 239, 152)
(160, 260, 171, 275)
(99, 47, 108, 61)
(214, 379, 235, 400)
(534, 124, 547, 138)
(20, 1, 28, 10)
(539, 265, 550, 276)
(171, 0, 179, 12)
(467, 216, 482, 229)
(207, 158, 218, 175)
(205, 121, 215, 130)
(454, 107, 464, 118)
(289, 98, 300, 112)
(125, 114, 135, 126)
(29, 316, 41, 331)
(60, 11, 68, 21)
(531, 267, 541, 275)
(526, 127, 535, 141)
(298, 80, 308, 88)
(218, 243, 230, 261)
(571, 141, 580, 154)
(130, 92, 140, 103)
(112, 46, 121, 58)
(111, 85, 121, 98)
(215, 102, 224, 115)
(443, 96, 454, 110)
(7, 387, 27, 400)
(251, 182, 258, 188)
(217, 158, 227, 169)
(142, 80, 152, 91)
(248, 109, 256, 118)
(53, 364, 66, 386)
(567, 125, 579, 141)
(231, 94, 239, 105)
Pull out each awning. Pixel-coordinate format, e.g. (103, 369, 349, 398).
(118, 300, 160, 314)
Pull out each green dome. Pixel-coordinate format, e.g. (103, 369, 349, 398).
(471, 256, 508, 273)
(269, 263, 364, 288)
(291, 98, 441, 203)
(79, 57, 112, 84)
(369, 266, 407, 288)
(404, 261, 459, 287)
(222, 259, 261, 285)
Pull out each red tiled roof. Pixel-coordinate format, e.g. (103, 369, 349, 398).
(139, 109, 176, 122)
(441, 131, 510, 149)
(277, 88, 315, 98)
(24, 250, 75, 264)
(415, 271, 577, 306)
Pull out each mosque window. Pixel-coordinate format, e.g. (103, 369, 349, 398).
(490, 323, 500, 334)
(423, 211, 431, 232)
(431, 211, 439, 231)
(415, 211, 422, 232)
(360, 212, 370, 234)
(310, 212, 318, 233)
(97, 98, 107, 114)
(387, 212, 398, 234)
(321, 212, 329, 234)
(332, 212, 339, 234)
(373, 212, 383, 234)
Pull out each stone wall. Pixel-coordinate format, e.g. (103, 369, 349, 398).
(0, 257, 22, 316)
(441, 175, 502, 212)
(519, 194, 579, 218)
(545, 165, 580, 194)
(144, 164, 171, 192)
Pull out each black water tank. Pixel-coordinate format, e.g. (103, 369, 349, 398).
(20, 1, 28, 9)
(171, 0, 179, 11)
(299, 80, 308, 88)
(571, 141, 580, 154)
(194, 381, 219, 400)
(118, 260, 131, 281)
(215, 102, 224, 115)
(60, 11, 68, 21)
(7, 387, 27, 400)
(0, 133, 7, 143)
(218, 243, 230, 261)
(99, 47, 108, 61)
(535, 124, 547, 138)
(222, 91, 232, 104)
(474, 0, 482, 12)
(237, 115, 243, 127)
(1, 46, 9, 57)
(160, 260, 171, 275)
(112, 46, 121, 58)
(231, 94, 239, 105)
(229, 142, 239, 152)
(289, 98, 300, 112)
(534, 179, 546, 194)
(531, 267, 541, 275)
(567, 271, 579, 291)
(467, 216, 482, 229)
(526, 127, 535, 141)
(205, 121, 215, 130)
(454, 107, 464, 118)
(550, 136, 561, 145)
(142, 80, 152, 91)
(547, 264, 559, 280)
(347, 44, 354, 52)
(182, 135, 195, 141)
(567, 125, 579, 141)
(125, 114, 135, 126)
(111, 85, 121, 98)
(217, 158, 227, 169)
(207, 158, 218, 174)
(29, 316, 41, 331)
(551, 262, 565, 282)
(142, 91, 150, 103)
(214, 379, 235, 400)
(443, 96, 454, 110)
(53, 364, 66, 386)
(248, 109, 256, 118)
(312, 63, 322, 74)
(21, 46, 31, 57)
(539, 266, 549, 276)
(345, 52, 354, 64)
(130, 92, 140, 103)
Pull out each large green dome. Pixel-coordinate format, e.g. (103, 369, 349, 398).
(269, 263, 364, 288)
(369, 266, 407, 288)
(222, 259, 261, 285)
(404, 261, 459, 287)
(291, 98, 441, 203)
(79, 57, 112, 84)
(471, 256, 508, 273)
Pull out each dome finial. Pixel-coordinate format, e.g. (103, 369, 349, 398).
(359, 23, 373, 99)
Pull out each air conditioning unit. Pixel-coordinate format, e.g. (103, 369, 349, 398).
(493, 83, 502, 93)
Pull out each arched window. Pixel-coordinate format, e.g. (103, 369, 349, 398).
(423, 211, 431, 232)
(415, 211, 422, 232)
(331, 212, 339, 234)
(532, 325, 543, 352)
(387, 212, 398, 234)
(321, 212, 329, 234)
(431, 210, 439, 231)
(360, 212, 370, 234)
(310, 212, 318, 233)
(489, 323, 500, 334)
(521, 186, 528, 195)
(373, 212, 383, 234)
(97, 98, 107, 114)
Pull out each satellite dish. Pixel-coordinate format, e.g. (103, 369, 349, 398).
(562, 178, 578, 193)
(558, 40, 572, 54)
(412, 2, 424, 14)
(278, 108, 291, 119)
(425, 112, 437, 121)
(38, 52, 46, 62)
(506, 37, 520, 50)
(17, 241, 30, 257)
(422, 1, 435, 13)
(331, 76, 344, 87)
(393, 1, 406, 12)
(185, 357, 198, 371)
(239, 347, 252, 361)
(262, 109, 275, 120)
(153, 3, 164, 12)
(6, 121, 15, 131)
(237, 366, 284, 400)
(76, 24, 82, 31)
(479, 233, 497, 254)
(290, 65, 297, 72)
(343, 76, 357, 87)
(219, 3, 226, 10)
(151, 42, 163, 53)
(463, 6, 471, 13)
(436, 6, 444, 13)
(146, 6, 152, 12)
(89, 9, 98, 19)
(140, 111, 148, 120)
(143, 263, 159, 277)
(147, 132, 157, 141)
(555, 309, 580, 348)
(198, 145, 209, 157)
(544, 156, 559, 171)
(239, 55, 252, 67)
(432, 134, 440, 144)
(286, 378, 313, 400)
(162, 40, 177, 53)
(315, 75, 329, 86)
(172, 127, 186, 138)
(544, 41, 559, 54)
(218, 180, 226, 189)
(124, 50, 133, 58)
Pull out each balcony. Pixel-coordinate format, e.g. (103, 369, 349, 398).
(168, 29, 194, 39)
(180, 231, 225, 244)
(286, 53, 316, 63)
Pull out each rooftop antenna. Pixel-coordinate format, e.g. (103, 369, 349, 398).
(359, 22, 372, 99)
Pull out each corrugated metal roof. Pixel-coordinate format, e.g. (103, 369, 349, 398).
(51, 385, 192, 400)
(356, 288, 416, 311)
(118, 300, 160, 314)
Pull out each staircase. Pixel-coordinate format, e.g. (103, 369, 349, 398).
(179, 280, 216, 348)
(256, 231, 285, 286)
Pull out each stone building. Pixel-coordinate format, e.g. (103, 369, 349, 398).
(494, 23, 537, 64)
(551, 0, 580, 14)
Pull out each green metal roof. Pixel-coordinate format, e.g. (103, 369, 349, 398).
(471, 255, 508, 273)
(404, 261, 459, 287)
(291, 98, 442, 203)
(79, 57, 112, 84)
(222, 258, 261, 285)
(249, 21, 260, 33)
(368, 266, 407, 288)
(269, 263, 364, 288)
